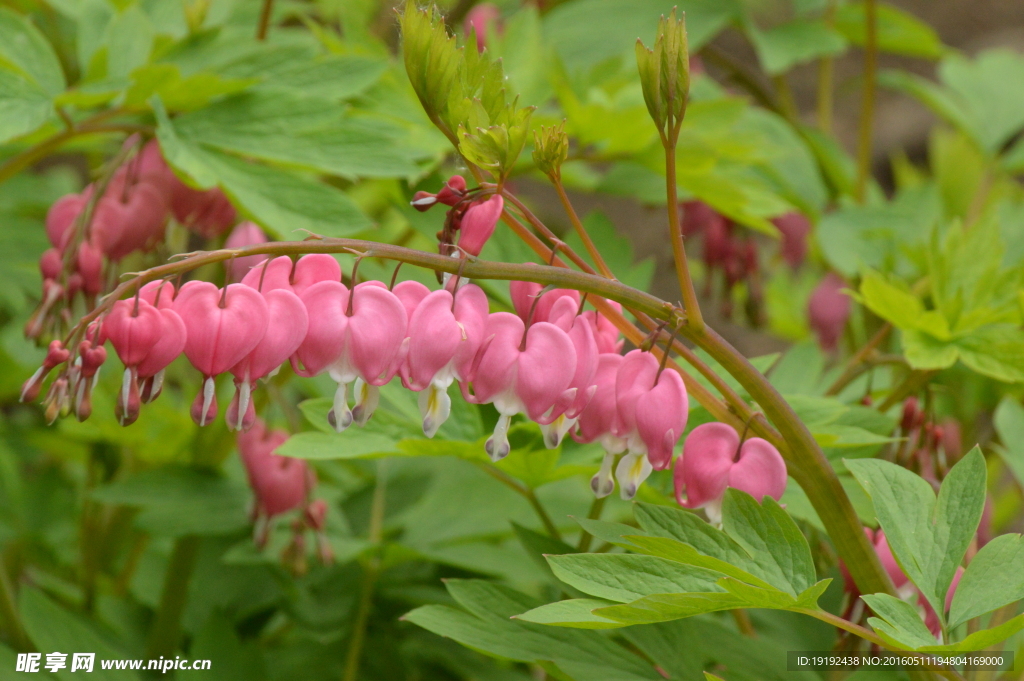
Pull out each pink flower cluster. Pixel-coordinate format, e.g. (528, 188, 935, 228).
(28, 140, 236, 340)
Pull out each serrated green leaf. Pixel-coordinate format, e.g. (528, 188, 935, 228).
(547, 553, 726, 602)
(919, 614, 1024, 652)
(948, 533, 1024, 628)
(862, 593, 937, 650)
(846, 448, 987, 626)
(0, 70, 52, 143)
(514, 599, 623, 629)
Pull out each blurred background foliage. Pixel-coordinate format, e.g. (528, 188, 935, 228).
(0, 0, 1023, 679)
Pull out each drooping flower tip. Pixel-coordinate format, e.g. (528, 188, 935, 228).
(457, 195, 503, 256)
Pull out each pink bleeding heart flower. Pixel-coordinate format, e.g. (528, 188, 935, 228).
(841, 528, 909, 596)
(457, 195, 503, 256)
(509, 277, 580, 324)
(228, 288, 309, 431)
(135, 304, 186, 404)
(411, 176, 467, 211)
(401, 284, 488, 437)
(540, 296, 599, 448)
(225, 221, 269, 282)
(920, 567, 963, 637)
(90, 180, 168, 261)
(295, 280, 407, 431)
(139, 280, 176, 309)
(581, 300, 624, 354)
(75, 242, 104, 297)
(171, 184, 236, 238)
(46, 189, 91, 250)
(174, 282, 270, 426)
(40, 248, 62, 281)
(392, 280, 431, 321)
(613, 350, 687, 498)
(101, 298, 164, 426)
(238, 419, 310, 545)
(465, 312, 576, 461)
(21, 340, 71, 403)
(73, 338, 107, 421)
(771, 212, 811, 270)
(674, 421, 787, 523)
(574, 353, 628, 498)
(808, 273, 850, 353)
(679, 200, 716, 237)
(464, 3, 501, 51)
(242, 254, 342, 297)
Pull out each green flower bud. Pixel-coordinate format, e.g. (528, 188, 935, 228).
(636, 9, 690, 142)
(532, 122, 569, 180)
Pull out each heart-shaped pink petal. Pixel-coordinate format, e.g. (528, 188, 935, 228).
(242, 256, 293, 293)
(614, 350, 659, 440)
(346, 285, 407, 385)
(232, 288, 309, 381)
(636, 369, 687, 470)
(295, 280, 350, 376)
(727, 437, 787, 503)
(137, 308, 187, 379)
(451, 284, 489, 381)
(402, 289, 461, 391)
(101, 299, 164, 367)
(675, 422, 736, 509)
(46, 191, 89, 250)
(392, 280, 431, 321)
(515, 321, 576, 421)
(174, 281, 269, 376)
(292, 254, 341, 295)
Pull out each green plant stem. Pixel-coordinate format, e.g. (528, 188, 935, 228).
(144, 535, 201, 660)
(551, 179, 613, 278)
(343, 460, 387, 681)
(825, 323, 892, 396)
(0, 119, 149, 187)
(256, 0, 273, 40)
(59, 237, 892, 598)
(731, 608, 756, 637)
(855, 0, 879, 202)
(0, 552, 30, 652)
(798, 609, 965, 681)
(576, 496, 606, 552)
(479, 464, 562, 541)
(664, 141, 705, 331)
(772, 74, 799, 122)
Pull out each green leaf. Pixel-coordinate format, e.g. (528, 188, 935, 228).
(546, 553, 725, 602)
(0, 7, 66, 95)
(919, 614, 1024, 652)
(19, 587, 137, 681)
(274, 431, 399, 460)
(994, 397, 1024, 487)
(834, 2, 944, 59)
(514, 599, 623, 629)
(90, 466, 250, 536)
(721, 491, 817, 596)
(846, 448, 987, 626)
(544, 0, 741, 72)
(257, 55, 388, 100)
(747, 18, 847, 75)
(0, 70, 52, 143)
(404, 580, 663, 680)
(948, 533, 1024, 628)
(125, 63, 257, 111)
(103, 6, 154, 80)
(861, 593, 937, 650)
